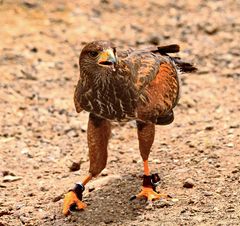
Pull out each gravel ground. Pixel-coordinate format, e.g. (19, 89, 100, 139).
(0, 0, 240, 225)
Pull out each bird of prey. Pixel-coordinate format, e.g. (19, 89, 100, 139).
(63, 40, 197, 215)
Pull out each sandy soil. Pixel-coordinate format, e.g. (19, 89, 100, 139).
(0, 0, 240, 225)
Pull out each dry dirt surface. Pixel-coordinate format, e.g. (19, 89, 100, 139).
(0, 0, 240, 225)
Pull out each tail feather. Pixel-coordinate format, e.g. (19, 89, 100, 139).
(150, 44, 197, 73)
(157, 44, 180, 54)
(172, 58, 197, 73)
(150, 44, 180, 54)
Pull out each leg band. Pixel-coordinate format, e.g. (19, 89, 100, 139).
(69, 183, 85, 200)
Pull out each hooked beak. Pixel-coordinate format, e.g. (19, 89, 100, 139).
(98, 49, 117, 67)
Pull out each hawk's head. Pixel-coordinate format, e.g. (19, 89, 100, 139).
(79, 40, 117, 77)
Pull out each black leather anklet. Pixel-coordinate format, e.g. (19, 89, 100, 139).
(129, 173, 161, 201)
(69, 183, 85, 200)
(143, 173, 161, 192)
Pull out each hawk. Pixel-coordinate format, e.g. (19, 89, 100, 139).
(63, 40, 197, 215)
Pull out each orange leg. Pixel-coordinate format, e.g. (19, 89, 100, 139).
(63, 114, 111, 216)
(82, 174, 92, 186)
(144, 160, 150, 176)
(131, 122, 169, 202)
(135, 160, 168, 201)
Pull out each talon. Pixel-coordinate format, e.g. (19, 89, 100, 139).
(134, 186, 169, 202)
(130, 195, 137, 201)
(62, 190, 86, 216)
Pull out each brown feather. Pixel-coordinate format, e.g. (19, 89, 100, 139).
(74, 80, 83, 113)
(137, 62, 179, 123)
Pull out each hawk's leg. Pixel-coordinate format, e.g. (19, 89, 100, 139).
(130, 121, 168, 202)
(63, 113, 111, 216)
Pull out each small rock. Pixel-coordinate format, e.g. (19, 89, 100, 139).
(0, 184, 6, 188)
(229, 124, 239, 129)
(22, 1, 38, 8)
(183, 178, 195, 188)
(101, 169, 108, 176)
(52, 194, 63, 202)
(232, 169, 239, 174)
(156, 199, 171, 208)
(226, 206, 235, 212)
(1, 170, 14, 177)
(16, 203, 25, 210)
(205, 126, 214, 131)
(30, 47, 38, 53)
(3, 175, 22, 182)
(69, 162, 81, 172)
(203, 191, 213, 196)
(90, 174, 122, 189)
(19, 215, 30, 224)
(46, 49, 55, 56)
(153, 159, 161, 164)
(27, 192, 35, 197)
(188, 199, 195, 204)
(40, 186, 48, 192)
(66, 129, 79, 138)
(88, 185, 95, 192)
(200, 23, 219, 35)
(226, 143, 234, 148)
(104, 219, 114, 224)
(145, 202, 153, 210)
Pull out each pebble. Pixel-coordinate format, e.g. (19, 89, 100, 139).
(30, 47, 38, 53)
(3, 175, 22, 182)
(19, 215, 30, 224)
(205, 126, 214, 131)
(226, 143, 234, 148)
(156, 200, 172, 208)
(0, 184, 6, 188)
(1, 170, 14, 177)
(88, 185, 95, 192)
(69, 161, 81, 172)
(203, 191, 213, 196)
(232, 169, 239, 174)
(90, 174, 122, 189)
(204, 24, 219, 35)
(22, 1, 38, 8)
(101, 169, 109, 176)
(183, 178, 195, 188)
(226, 206, 235, 212)
(52, 194, 63, 202)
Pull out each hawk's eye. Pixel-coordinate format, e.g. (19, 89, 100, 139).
(89, 51, 99, 58)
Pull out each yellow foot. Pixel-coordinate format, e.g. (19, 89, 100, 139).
(62, 191, 87, 216)
(131, 187, 169, 201)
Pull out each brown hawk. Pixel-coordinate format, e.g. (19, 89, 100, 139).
(63, 40, 197, 215)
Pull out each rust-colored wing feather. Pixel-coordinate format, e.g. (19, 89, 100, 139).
(120, 48, 180, 124)
(137, 62, 179, 123)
